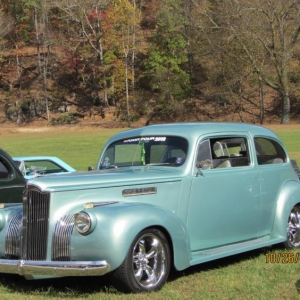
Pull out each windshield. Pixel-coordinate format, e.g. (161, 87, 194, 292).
(14, 159, 70, 177)
(99, 136, 188, 169)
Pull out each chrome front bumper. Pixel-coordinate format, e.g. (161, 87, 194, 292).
(0, 259, 110, 277)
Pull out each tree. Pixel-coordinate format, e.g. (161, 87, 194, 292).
(0, 10, 13, 40)
(24, 0, 52, 120)
(105, 0, 142, 126)
(205, 0, 300, 124)
(52, 0, 111, 109)
(144, 0, 191, 122)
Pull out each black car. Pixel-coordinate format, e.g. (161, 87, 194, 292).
(0, 148, 26, 203)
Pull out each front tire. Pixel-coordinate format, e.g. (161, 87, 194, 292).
(110, 228, 171, 293)
(284, 205, 300, 248)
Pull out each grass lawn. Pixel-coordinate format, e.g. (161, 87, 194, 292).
(0, 123, 299, 299)
(0, 127, 122, 171)
(0, 248, 299, 299)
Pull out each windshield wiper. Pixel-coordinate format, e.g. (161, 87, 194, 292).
(101, 165, 119, 170)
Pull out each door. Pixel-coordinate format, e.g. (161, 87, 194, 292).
(187, 136, 261, 251)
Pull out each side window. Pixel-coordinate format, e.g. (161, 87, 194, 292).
(0, 159, 10, 179)
(196, 139, 213, 168)
(196, 137, 250, 169)
(254, 137, 287, 165)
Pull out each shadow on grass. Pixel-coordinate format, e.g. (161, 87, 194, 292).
(0, 273, 117, 296)
(168, 246, 268, 282)
(295, 279, 300, 294)
(0, 245, 291, 296)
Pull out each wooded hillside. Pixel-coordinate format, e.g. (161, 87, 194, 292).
(1, 0, 300, 127)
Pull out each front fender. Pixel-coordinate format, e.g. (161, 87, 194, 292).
(272, 180, 300, 238)
(70, 202, 191, 271)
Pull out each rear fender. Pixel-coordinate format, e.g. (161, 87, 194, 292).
(272, 181, 300, 238)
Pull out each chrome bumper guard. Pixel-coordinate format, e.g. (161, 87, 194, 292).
(0, 259, 110, 277)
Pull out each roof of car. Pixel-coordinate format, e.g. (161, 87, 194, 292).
(109, 122, 278, 141)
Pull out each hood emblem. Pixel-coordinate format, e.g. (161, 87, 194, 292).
(122, 187, 157, 197)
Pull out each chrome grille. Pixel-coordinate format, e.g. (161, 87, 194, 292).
(52, 214, 74, 261)
(5, 211, 22, 259)
(22, 186, 50, 260)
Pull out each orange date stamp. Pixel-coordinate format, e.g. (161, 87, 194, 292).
(265, 252, 299, 263)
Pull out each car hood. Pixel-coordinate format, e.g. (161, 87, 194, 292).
(28, 166, 184, 192)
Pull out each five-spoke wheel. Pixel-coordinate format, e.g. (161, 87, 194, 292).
(285, 205, 300, 248)
(110, 228, 170, 293)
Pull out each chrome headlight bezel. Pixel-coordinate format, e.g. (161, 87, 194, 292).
(0, 212, 5, 231)
(74, 211, 96, 235)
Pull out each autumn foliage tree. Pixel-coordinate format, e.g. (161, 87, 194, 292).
(201, 0, 300, 124)
(144, 0, 192, 122)
(0, 0, 300, 124)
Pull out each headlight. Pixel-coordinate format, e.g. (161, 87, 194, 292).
(74, 212, 92, 235)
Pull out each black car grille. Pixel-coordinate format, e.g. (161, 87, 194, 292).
(22, 186, 50, 260)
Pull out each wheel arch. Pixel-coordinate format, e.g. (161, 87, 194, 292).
(141, 224, 189, 272)
(272, 180, 300, 238)
(117, 213, 192, 272)
(77, 202, 191, 272)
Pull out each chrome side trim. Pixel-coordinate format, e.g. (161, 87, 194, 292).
(122, 187, 157, 197)
(0, 260, 110, 277)
(0, 203, 22, 209)
(84, 201, 118, 209)
(0, 185, 24, 190)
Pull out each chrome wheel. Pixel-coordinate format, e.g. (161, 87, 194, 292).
(286, 206, 300, 248)
(132, 232, 167, 289)
(110, 228, 170, 293)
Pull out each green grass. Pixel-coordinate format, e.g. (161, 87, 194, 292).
(267, 124, 300, 166)
(0, 124, 300, 299)
(0, 248, 299, 299)
(0, 128, 122, 171)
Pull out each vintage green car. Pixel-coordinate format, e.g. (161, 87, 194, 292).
(0, 122, 300, 293)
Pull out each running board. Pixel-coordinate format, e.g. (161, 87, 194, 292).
(190, 236, 285, 265)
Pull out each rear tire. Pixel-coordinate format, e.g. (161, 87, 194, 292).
(284, 205, 300, 248)
(110, 228, 171, 293)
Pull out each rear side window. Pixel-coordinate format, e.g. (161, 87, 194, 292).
(254, 137, 287, 165)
